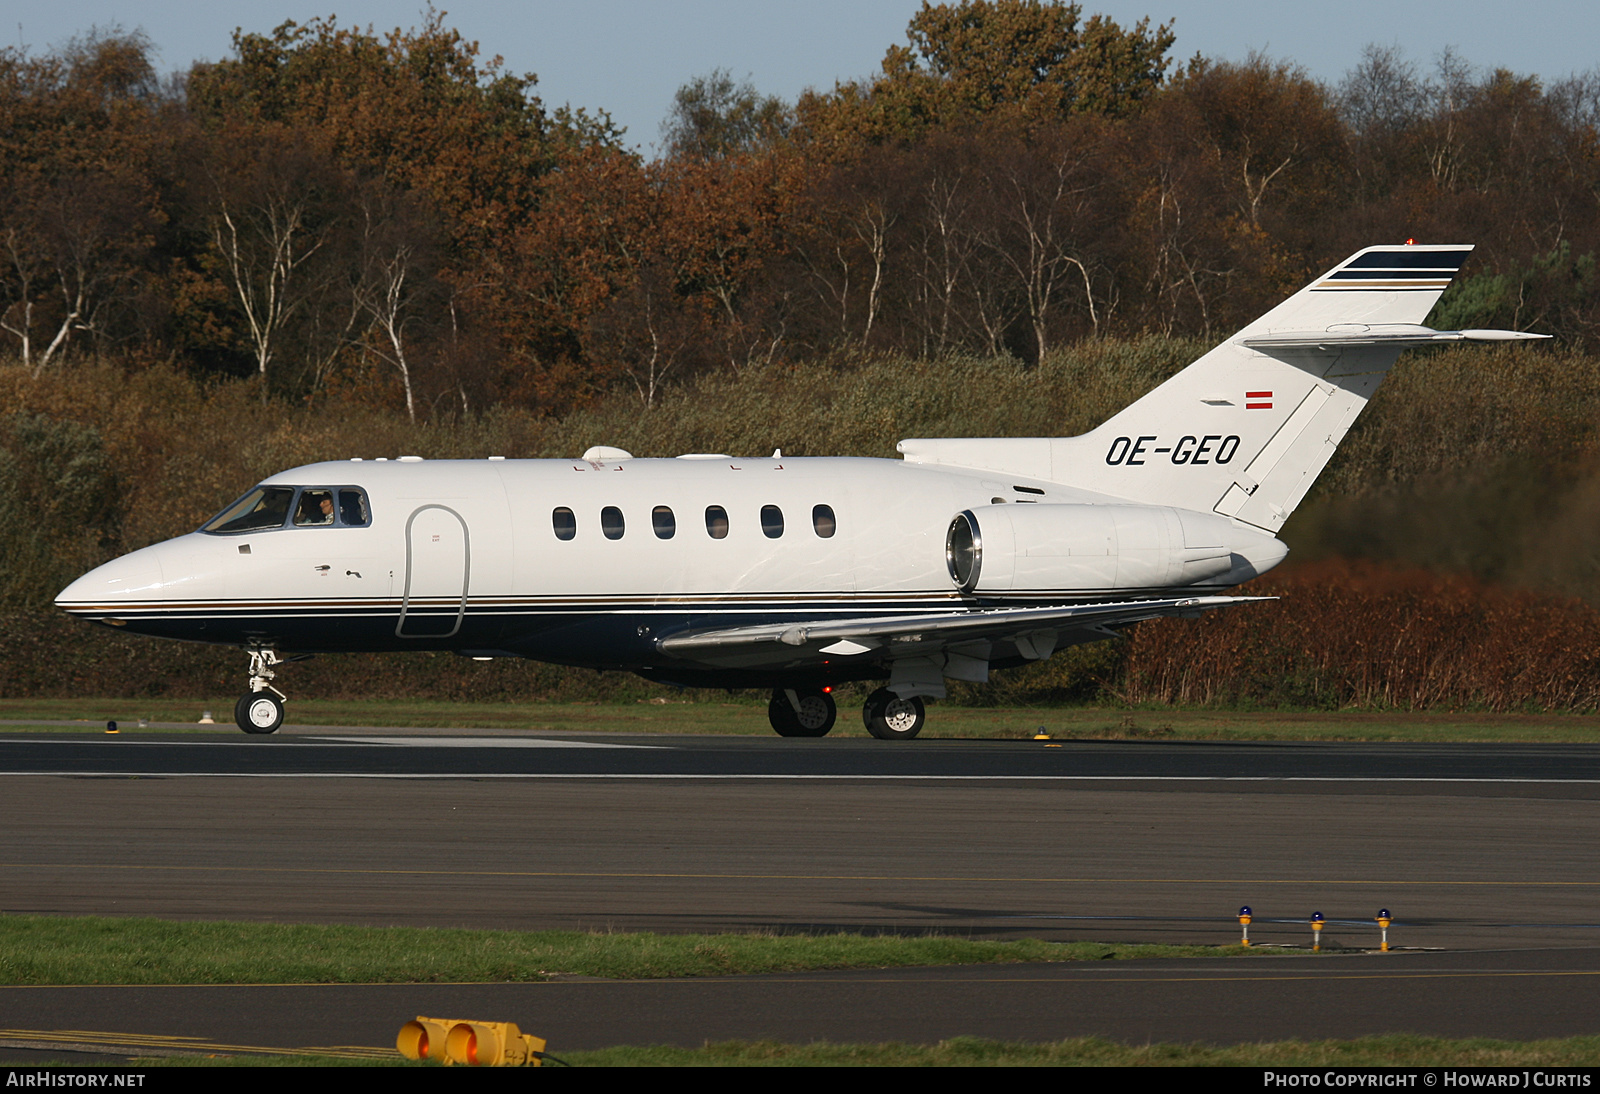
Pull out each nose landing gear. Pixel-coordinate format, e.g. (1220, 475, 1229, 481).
(235, 648, 287, 734)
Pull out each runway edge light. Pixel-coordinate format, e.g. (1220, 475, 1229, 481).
(1377, 908, 1392, 952)
(1238, 905, 1252, 947)
(446, 1020, 546, 1067)
(397, 1017, 455, 1063)
(398, 1017, 553, 1067)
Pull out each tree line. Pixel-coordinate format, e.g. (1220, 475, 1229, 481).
(3, 2, 1597, 418)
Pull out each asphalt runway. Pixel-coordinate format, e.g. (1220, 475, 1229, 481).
(4, 726, 1600, 1058)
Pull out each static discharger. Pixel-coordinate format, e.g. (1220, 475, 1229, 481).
(1311, 911, 1325, 952)
(1377, 908, 1392, 952)
(1238, 905, 1252, 947)
(398, 1017, 549, 1067)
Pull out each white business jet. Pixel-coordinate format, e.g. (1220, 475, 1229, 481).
(56, 245, 1545, 738)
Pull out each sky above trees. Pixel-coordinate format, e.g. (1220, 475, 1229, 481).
(14, 0, 1599, 152)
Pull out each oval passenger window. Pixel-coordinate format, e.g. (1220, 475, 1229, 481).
(652, 506, 676, 539)
(552, 507, 576, 541)
(812, 504, 836, 538)
(705, 506, 729, 539)
(601, 506, 625, 540)
(761, 505, 784, 539)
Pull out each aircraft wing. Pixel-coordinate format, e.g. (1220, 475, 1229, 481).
(654, 594, 1270, 672)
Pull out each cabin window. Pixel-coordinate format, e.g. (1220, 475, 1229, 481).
(202, 486, 295, 534)
(652, 506, 676, 539)
(601, 506, 625, 540)
(705, 505, 729, 539)
(552, 507, 576, 540)
(812, 504, 836, 538)
(338, 489, 370, 527)
(761, 504, 784, 538)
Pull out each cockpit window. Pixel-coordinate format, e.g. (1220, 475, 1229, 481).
(339, 489, 370, 527)
(294, 489, 336, 526)
(202, 487, 295, 534)
(202, 485, 371, 534)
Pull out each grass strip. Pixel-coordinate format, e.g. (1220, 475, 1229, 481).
(118, 1034, 1600, 1066)
(0, 915, 1254, 985)
(560, 1034, 1600, 1067)
(6, 698, 1600, 742)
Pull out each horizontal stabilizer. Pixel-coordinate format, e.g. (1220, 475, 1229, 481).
(1241, 325, 1552, 351)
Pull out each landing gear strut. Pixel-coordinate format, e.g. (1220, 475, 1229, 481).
(235, 647, 286, 735)
(863, 688, 926, 740)
(768, 687, 837, 737)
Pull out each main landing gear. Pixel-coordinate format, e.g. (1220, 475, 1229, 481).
(862, 687, 926, 740)
(235, 648, 286, 734)
(765, 686, 928, 740)
(767, 687, 838, 737)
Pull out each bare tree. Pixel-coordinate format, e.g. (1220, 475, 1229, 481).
(210, 194, 319, 394)
(985, 129, 1107, 361)
(584, 261, 704, 407)
(0, 174, 151, 375)
(202, 133, 349, 399)
(350, 189, 442, 421)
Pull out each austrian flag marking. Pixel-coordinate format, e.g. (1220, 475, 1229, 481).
(1245, 391, 1273, 410)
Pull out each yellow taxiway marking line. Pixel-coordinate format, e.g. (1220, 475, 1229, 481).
(1, 862, 1597, 886)
(0, 1028, 392, 1057)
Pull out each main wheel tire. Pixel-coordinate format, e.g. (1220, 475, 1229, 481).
(237, 692, 284, 735)
(767, 688, 837, 737)
(863, 687, 925, 740)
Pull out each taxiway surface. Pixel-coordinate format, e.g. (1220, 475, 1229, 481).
(5, 948, 1600, 1059)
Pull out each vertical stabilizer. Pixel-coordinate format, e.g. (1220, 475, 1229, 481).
(898, 245, 1549, 534)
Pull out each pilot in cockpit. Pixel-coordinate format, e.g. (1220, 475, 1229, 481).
(295, 490, 335, 526)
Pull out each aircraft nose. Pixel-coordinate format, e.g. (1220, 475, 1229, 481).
(55, 544, 167, 612)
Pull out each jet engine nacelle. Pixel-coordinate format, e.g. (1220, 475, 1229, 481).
(945, 503, 1285, 593)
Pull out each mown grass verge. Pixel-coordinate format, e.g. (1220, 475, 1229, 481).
(6, 698, 1600, 742)
(0, 916, 1255, 985)
(512, 1033, 1600, 1067)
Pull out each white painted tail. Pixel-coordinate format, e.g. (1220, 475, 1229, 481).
(899, 245, 1548, 533)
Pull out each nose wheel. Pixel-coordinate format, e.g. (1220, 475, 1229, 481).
(236, 692, 285, 734)
(235, 647, 288, 734)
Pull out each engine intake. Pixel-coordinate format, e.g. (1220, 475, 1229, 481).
(945, 503, 1283, 593)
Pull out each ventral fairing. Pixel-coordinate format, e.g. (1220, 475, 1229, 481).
(58, 245, 1546, 738)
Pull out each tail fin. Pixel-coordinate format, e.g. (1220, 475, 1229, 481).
(899, 245, 1548, 533)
